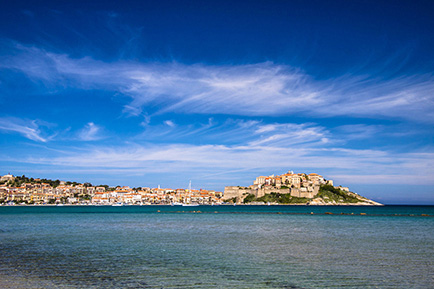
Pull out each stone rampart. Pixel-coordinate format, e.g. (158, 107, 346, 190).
(224, 185, 320, 201)
(223, 186, 250, 201)
(257, 187, 291, 198)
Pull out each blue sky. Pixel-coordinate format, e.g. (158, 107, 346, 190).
(0, 0, 433, 204)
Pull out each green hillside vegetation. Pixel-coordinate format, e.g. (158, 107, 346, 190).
(243, 194, 256, 203)
(7, 175, 54, 187)
(242, 185, 362, 204)
(3, 175, 106, 189)
(317, 185, 360, 203)
(6, 175, 79, 188)
(243, 192, 310, 204)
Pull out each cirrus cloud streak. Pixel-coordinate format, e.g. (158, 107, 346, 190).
(2, 42, 434, 122)
(17, 141, 434, 186)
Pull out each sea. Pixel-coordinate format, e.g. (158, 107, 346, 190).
(0, 205, 433, 288)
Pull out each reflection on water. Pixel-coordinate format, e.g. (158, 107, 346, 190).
(0, 206, 433, 288)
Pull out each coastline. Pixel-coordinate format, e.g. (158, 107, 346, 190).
(0, 202, 383, 207)
(1, 172, 383, 207)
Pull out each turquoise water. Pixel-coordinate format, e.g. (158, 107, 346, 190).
(0, 205, 433, 288)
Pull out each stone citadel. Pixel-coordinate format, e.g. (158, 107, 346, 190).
(223, 170, 346, 203)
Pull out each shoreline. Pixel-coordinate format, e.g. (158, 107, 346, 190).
(0, 203, 386, 207)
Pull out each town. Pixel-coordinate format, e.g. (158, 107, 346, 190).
(1, 171, 379, 206)
(0, 173, 223, 206)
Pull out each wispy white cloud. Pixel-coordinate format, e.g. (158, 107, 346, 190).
(77, 122, 104, 141)
(2, 42, 434, 122)
(0, 117, 50, 142)
(134, 118, 329, 148)
(251, 123, 328, 146)
(13, 119, 433, 186)
(19, 142, 434, 185)
(2, 42, 433, 190)
(333, 124, 384, 140)
(164, 120, 176, 128)
(1, 116, 432, 188)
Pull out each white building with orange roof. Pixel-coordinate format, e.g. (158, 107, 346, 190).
(280, 173, 291, 184)
(86, 186, 95, 195)
(264, 177, 273, 186)
(254, 176, 267, 185)
(308, 173, 325, 185)
(274, 176, 282, 187)
(119, 192, 142, 204)
(91, 192, 110, 204)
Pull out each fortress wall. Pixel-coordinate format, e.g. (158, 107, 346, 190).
(223, 187, 251, 200)
(256, 187, 291, 198)
(223, 186, 241, 200)
(299, 191, 315, 198)
(225, 185, 320, 201)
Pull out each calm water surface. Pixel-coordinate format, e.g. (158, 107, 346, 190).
(0, 205, 433, 288)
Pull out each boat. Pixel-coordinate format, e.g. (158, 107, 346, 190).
(112, 203, 124, 206)
(182, 203, 199, 207)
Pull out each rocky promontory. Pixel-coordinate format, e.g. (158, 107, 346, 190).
(223, 171, 382, 205)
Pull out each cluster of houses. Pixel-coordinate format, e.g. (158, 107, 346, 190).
(91, 186, 223, 205)
(0, 174, 223, 205)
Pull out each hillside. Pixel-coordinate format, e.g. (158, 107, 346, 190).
(242, 184, 382, 205)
